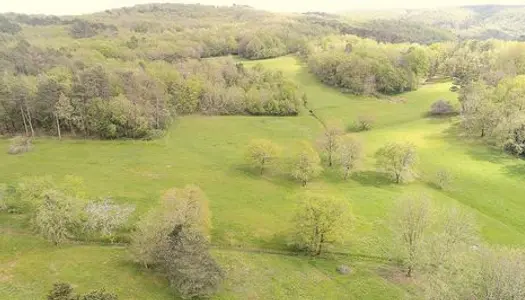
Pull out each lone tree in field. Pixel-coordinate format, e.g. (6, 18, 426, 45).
(317, 120, 344, 167)
(292, 193, 350, 256)
(375, 142, 417, 183)
(391, 194, 431, 277)
(130, 185, 223, 299)
(245, 139, 281, 175)
(337, 135, 363, 180)
(292, 142, 322, 187)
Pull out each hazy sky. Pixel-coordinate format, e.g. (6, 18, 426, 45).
(0, 0, 524, 15)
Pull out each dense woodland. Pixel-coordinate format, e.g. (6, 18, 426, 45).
(1, 3, 525, 152)
(345, 5, 525, 41)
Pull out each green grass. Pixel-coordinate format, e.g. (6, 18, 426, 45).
(2, 56, 525, 299)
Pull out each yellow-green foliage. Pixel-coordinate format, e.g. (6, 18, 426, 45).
(292, 142, 323, 187)
(245, 139, 281, 175)
(292, 193, 351, 255)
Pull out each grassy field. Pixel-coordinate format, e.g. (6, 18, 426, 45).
(2, 56, 525, 299)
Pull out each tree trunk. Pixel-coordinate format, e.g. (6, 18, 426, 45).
(395, 173, 401, 184)
(55, 113, 61, 140)
(407, 265, 412, 277)
(20, 106, 28, 136)
(68, 119, 76, 136)
(302, 180, 307, 187)
(25, 105, 34, 137)
(317, 234, 324, 256)
(260, 158, 265, 175)
(82, 115, 88, 138)
(328, 152, 333, 167)
(155, 96, 159, 129)
(344, 167, 349, 180)
(481, 127, 485, 138)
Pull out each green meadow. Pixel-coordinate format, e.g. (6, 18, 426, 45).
(2, 56, 525, 299)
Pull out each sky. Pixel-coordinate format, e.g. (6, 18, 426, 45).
(0, 0, 524, 15)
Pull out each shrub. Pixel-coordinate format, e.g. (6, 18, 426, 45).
(83, 198, 135, 241)
(450, 86, 460, 92)
(8, 136, 33, 155)
(47, 282, 118, 300)
(429, 99, 455, 116)
(32, 189, 81, 245)
(47, 282, 75, 300)
(0, 184, 8, 212)
(435, 169, 453, 190)
(355, 115, 375, 131)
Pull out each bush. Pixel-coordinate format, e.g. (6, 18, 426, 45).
(8, 136, 33, 155)
(47, 282, 118, 300)
(47, 282, 75, 300)
(429, 99, 455, 116)
(32, 189, 81, 245)
(435, 169, 453, 190)
(450, 85, 460, 92)
(83, 198, 135, 241)
(355, 115, 375, 131)
(0, 184, 7, 212)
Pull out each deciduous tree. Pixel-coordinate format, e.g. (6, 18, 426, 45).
(291, 193, 351, 256)
(317, 120, 344, 167)
(375, 142, 417, 184)
(32, 189, 80, 245)
(337, 135, 362, 180)
(130, 185, 222, 299)
(390, 193, 431, 277)
(292, 142, 322, 187)
(245, 139, 281, 175)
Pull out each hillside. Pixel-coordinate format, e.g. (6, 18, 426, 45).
(2, 3, 525, 300)
(345, 5, 525, 40)
(3, 55, 525, 299)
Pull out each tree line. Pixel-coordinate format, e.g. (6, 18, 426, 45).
(305, 35, 433, 96)
(0, 56, 299, 139)
(437, 40, 525, 156)
(305, 36, 512, 96)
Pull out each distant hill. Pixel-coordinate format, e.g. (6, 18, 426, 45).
(345, 5, 525, 41)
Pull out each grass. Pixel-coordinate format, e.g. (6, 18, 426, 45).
(2, 56, 525, 299)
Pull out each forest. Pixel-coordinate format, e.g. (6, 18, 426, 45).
(3, 3, 525, 300)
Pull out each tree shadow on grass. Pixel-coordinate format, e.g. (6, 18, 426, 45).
(230, 164, 297, 188)
(350, 171, 394, 187)
(428, 123, 510, 164)
(503, 163, 525, 179)
(422, 114, 458, 124)
(465, 144, 510, 164)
